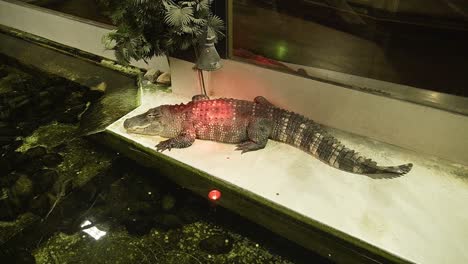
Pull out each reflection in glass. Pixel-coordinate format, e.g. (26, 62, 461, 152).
(232, 0, 468, 97)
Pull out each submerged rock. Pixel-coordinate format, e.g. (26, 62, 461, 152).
(161, 194, 176, 211)
(123, 217, 155, 236)
(29, 193, 50, 217)
(41, 153, 63, 167)
(33, 230, 158, 264)
(6, 151, 28, 168)
(0, 188, 16, 221)
(32, 169, 58, 194)
(12, 174, 33, 200)
(155, 213, 183, 230)
(0, 157, 13, 176)
(17, 159, 43, 175)
(17, 122, 78, 151)
(0, 172, 21, 187)
(199, 233, 234, 254)
(25, 146, 47, 158)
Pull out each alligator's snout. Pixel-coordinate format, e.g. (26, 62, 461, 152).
(123, 113, 147, 132)
(123, 112, 161, 135)
(123, 118, 131, 129)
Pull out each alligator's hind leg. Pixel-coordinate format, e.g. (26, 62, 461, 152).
(236, 118, 273, 153)
(192, 94, 210, 101)
(254, 96, 275, 107)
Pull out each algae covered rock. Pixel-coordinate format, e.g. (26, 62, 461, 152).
(33, 230, 161, 264)
(17, 122, 78, 151)
(199, 233, 234, 254)
(0, 157, 13, 176)
(154, 213, 183, 230)
(12, 175, 33, 200)
(161, 193, 176, 211)
(32, 169, 58, 194)
(41, 153, 63, 167)
(29, 193, 50, 217)
(25, 146, 47, 158)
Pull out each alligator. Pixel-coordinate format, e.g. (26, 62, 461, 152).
(123, 95, 413, 175)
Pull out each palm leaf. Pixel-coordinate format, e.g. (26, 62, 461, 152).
(206, 14, 225, 40)
(102, 33, 116, 49)
(181, 40, 192, 50)
(181, 1, 196, 7)
(164, 5, 194, 27)
(191, 17, 206, 25)
(181, 24, 203, 35)
(162, 0, 176, 10)
(197, 0, 210, 11)
(132, 0, 150, 4)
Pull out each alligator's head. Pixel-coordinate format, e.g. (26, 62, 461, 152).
(124, 106, 170, 136)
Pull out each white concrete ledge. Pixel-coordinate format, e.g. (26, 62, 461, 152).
(107, 90, 468, 264)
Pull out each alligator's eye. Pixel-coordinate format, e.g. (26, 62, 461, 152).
(147, 112, 160, 118)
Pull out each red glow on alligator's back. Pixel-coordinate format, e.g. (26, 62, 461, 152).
(190, 99, 238, 124)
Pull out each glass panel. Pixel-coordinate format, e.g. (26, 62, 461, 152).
(19, 0, 112, 24)
(232, 0, 468, 97)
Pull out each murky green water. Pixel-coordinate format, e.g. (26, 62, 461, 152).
(0, 54, 329, 263)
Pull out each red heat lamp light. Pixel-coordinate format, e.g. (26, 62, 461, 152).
(208, 189, 221, 201)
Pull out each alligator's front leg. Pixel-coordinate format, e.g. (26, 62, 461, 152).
(156, 127, 196, 152)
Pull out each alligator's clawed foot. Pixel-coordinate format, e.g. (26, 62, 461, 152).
(156, 139, 175, 152)
(235, 141, 264, 154)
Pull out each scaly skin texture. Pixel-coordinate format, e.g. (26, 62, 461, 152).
(124, 95, 413, 175)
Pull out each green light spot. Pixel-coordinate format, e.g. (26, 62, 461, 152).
(276, 43, 288, 60)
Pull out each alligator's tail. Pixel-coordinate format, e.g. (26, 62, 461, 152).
(305, 134, 413, 175)
(308, 138, 413, 175)
(371, 163, 413, 175)
(270, 110, 413, 175)
(357, 159, 413, 175)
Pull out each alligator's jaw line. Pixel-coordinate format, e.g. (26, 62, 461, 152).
(129, 123, 151, 130)
(125, 123, 152, 134)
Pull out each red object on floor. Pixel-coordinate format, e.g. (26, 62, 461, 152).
(208, 189, 221, 201)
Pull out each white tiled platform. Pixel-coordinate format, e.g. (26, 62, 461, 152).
(107, 90, 468, 264)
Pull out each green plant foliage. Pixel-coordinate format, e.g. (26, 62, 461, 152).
(100, 0, 224, 65)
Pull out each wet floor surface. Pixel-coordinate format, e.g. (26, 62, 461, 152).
(0, 55, 330, 263)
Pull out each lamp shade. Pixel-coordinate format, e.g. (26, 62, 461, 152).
(195, 31, 222, 71)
